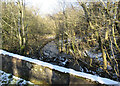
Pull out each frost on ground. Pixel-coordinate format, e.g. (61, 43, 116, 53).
(0, 49, 120, 85)
(0, 70, 33, 85)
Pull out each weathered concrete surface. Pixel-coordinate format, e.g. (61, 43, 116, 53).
(1, 54, 97, 85)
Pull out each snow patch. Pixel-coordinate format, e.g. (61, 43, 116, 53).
(85, 50, 102, 58)
(0, 70, 33, 85)
(0, 49, 119, 85)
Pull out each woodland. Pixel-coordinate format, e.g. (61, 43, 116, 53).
(1, 0, 120, 81)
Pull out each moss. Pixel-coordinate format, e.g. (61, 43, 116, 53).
(71, 74, 97, 84)
(30, 78, 49, 85)
(73, 74, 86, 80)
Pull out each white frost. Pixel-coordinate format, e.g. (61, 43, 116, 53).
(85, 50, 102, 58)
(0, 49, 119, 85)
(0, 70, 33, 85)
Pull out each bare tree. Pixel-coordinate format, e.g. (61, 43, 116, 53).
(17, 0, 28, 54)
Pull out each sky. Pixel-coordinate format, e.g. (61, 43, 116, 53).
(5, 0, 77, 16)
(22, 0, 119, 16)
(26, 0, 59, 15)
(26, 0, 77, 16)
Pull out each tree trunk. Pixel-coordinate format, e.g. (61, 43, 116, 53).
(99, 36, 107, 70)
(116, 1, 120, 34)
(17, 0, 27, 54)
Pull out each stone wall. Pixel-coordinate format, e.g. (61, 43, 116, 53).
(1, 54, 97, 85)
